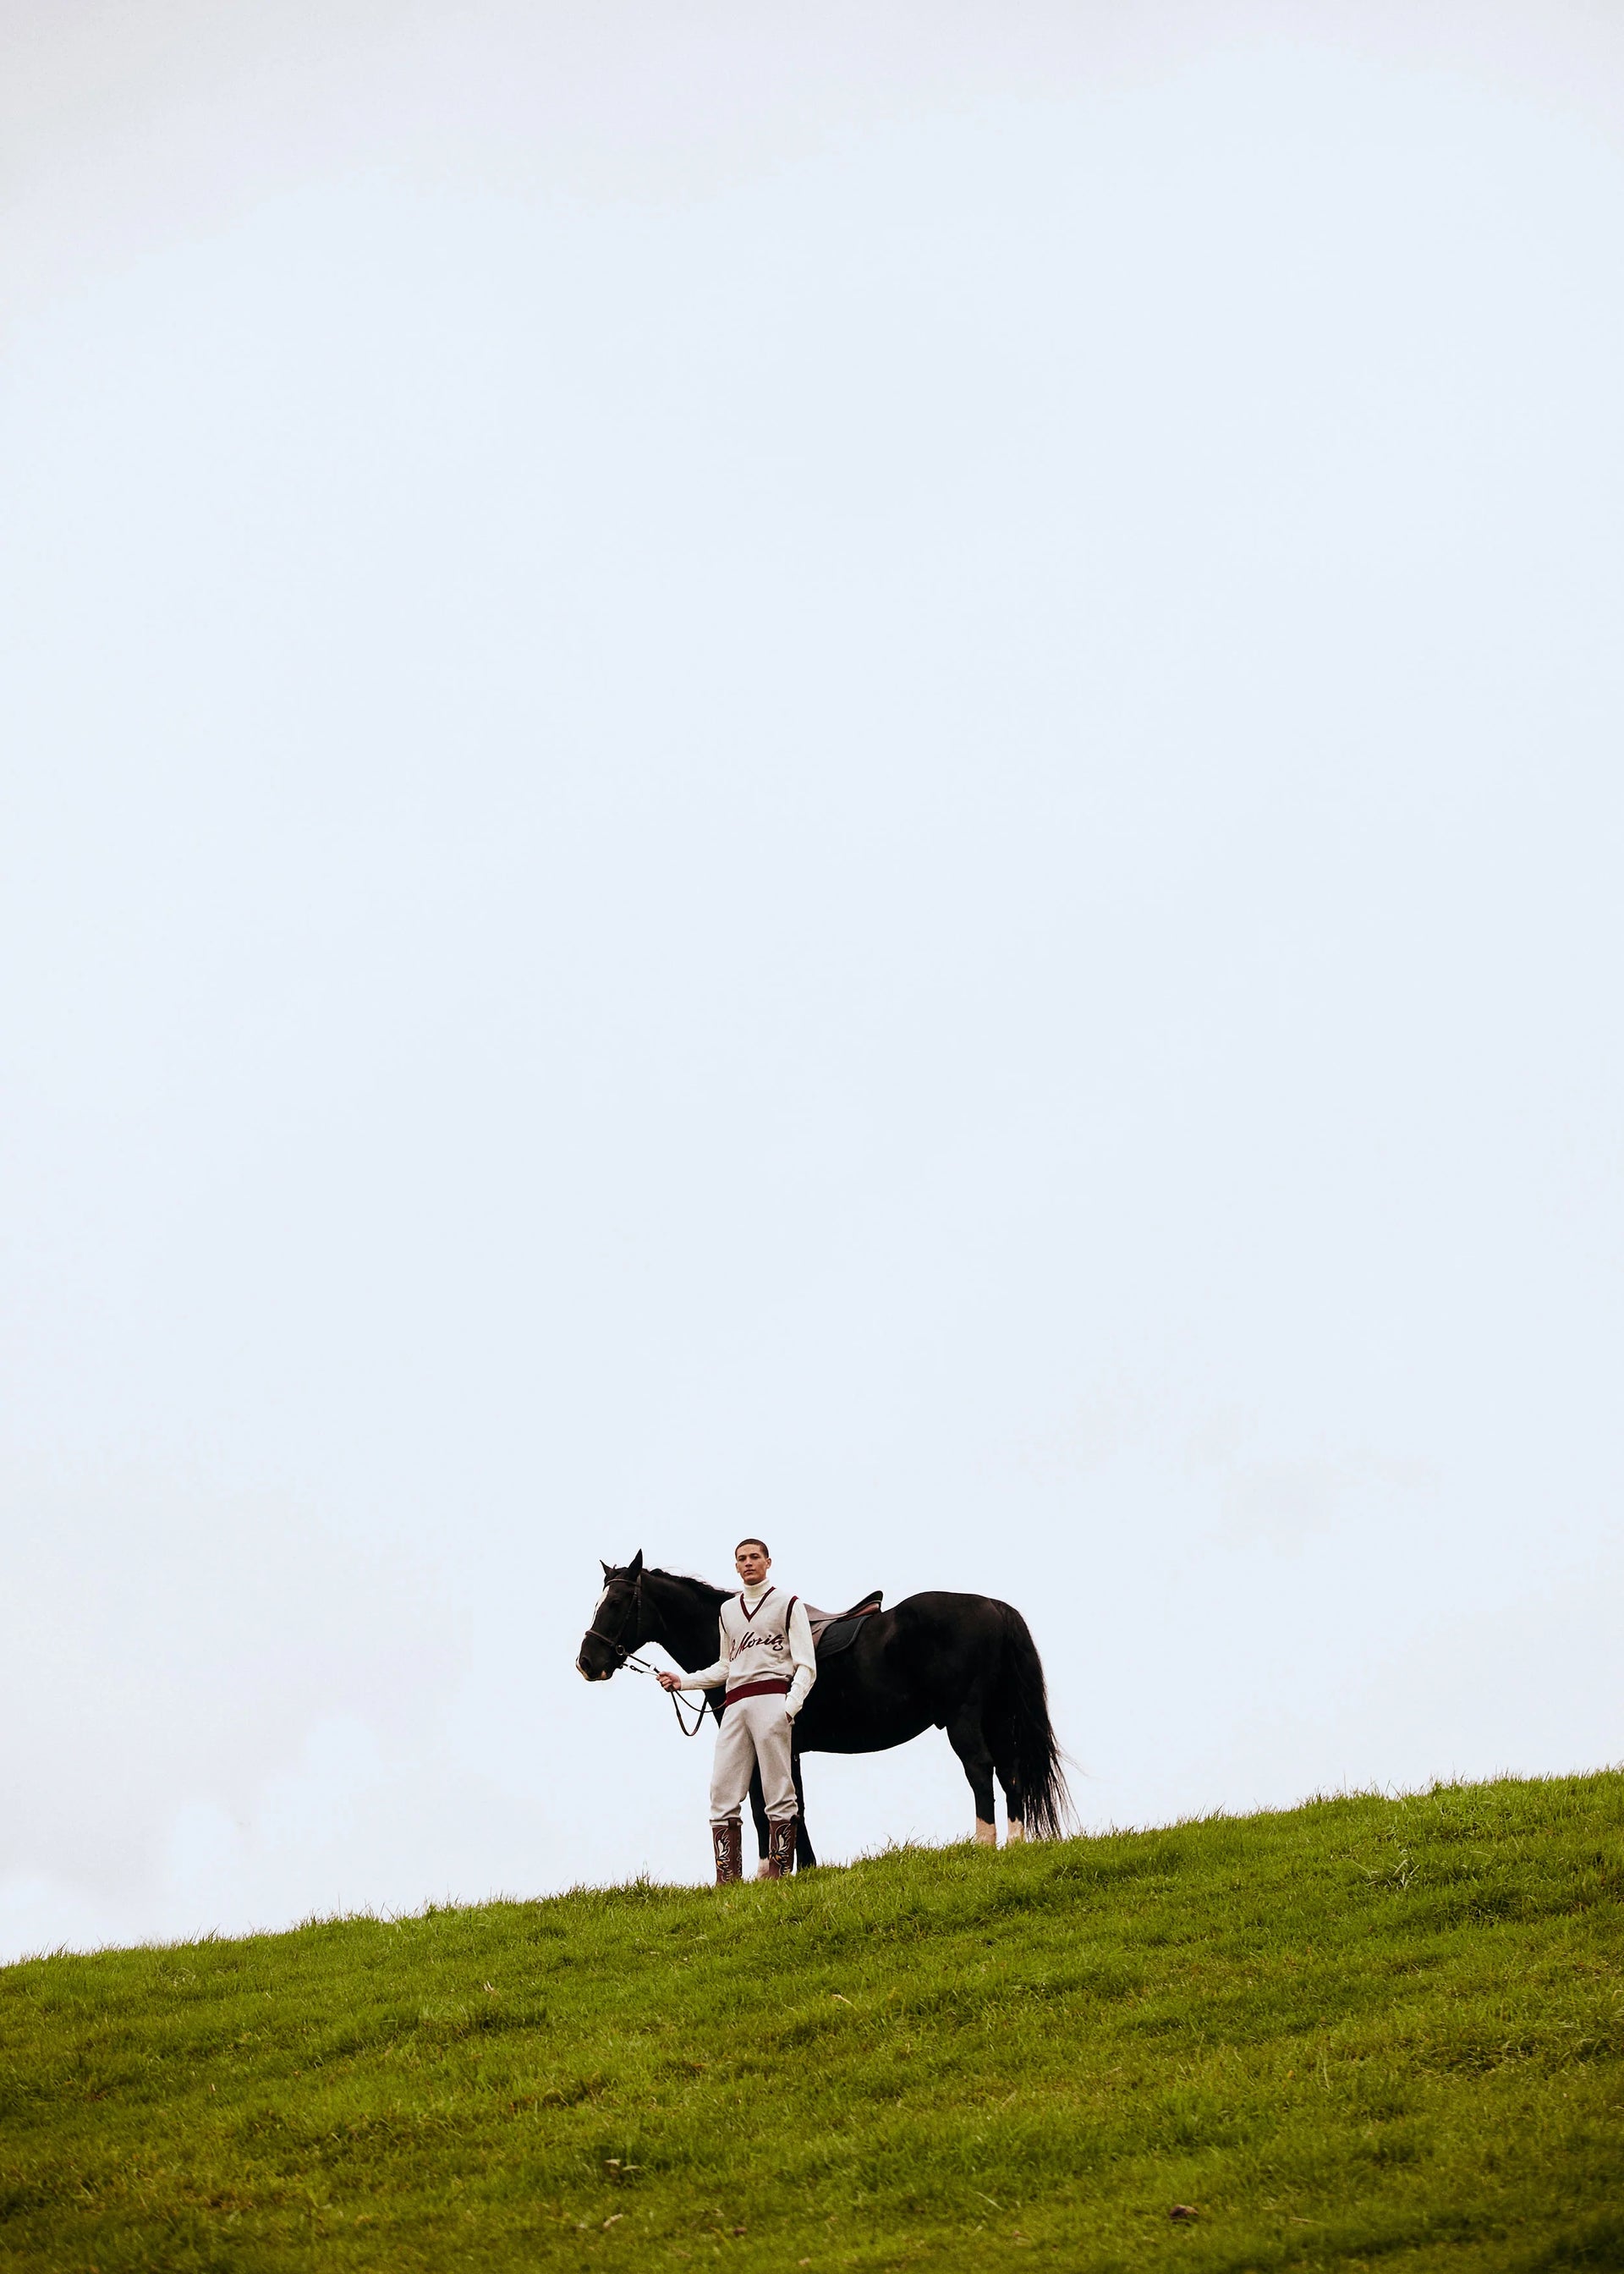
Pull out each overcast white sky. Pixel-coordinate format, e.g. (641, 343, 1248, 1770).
(4, 0, 1623, 1962)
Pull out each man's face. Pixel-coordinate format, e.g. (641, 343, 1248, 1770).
(735, 1541, 771, 1588)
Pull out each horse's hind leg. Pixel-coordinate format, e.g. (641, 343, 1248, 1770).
(748, 1765, 771, 1875)
(791, 1750, 816, 1871)
(946, 1701, 999, 1847)
(991, 1717, 1025, 1843)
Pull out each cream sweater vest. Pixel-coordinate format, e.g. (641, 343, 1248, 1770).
(678, 1582, 818, 1717)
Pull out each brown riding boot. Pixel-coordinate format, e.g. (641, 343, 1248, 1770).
(764, 1817, 797, 1880)
(711, 1821, 743, 1886)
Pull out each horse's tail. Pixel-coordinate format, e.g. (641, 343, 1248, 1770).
(996, 1604, 1073, 1839)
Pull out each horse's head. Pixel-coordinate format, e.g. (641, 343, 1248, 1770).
(576, 1549, 646, 1681)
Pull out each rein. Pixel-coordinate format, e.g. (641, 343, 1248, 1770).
(586, 1571, 710, 1738)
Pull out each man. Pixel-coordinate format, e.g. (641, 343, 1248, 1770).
(659, 1537, 816, 1883)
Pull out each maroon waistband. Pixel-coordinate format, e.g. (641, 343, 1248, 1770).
(722, 1677, 791, 1709)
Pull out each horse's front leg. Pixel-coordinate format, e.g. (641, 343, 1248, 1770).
(747, 1764, 771, 1875)
(791, 1748, 815, 1871)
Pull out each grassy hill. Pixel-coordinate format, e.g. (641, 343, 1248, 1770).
(3, 1773, 1622, 2272)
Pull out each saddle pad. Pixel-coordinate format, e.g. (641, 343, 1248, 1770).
(814, 1615, 870, 1661)
(808, 1591, 882, 1661)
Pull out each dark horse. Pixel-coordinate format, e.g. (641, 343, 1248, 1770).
(576, 1552, 1071, 1871)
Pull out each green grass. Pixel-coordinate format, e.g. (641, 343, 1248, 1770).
(3, 1773, 1623, 2272)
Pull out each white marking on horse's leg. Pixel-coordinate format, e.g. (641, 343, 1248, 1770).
(975, 1818, 997, 1847)
(1007, 1819, 1026, 1843)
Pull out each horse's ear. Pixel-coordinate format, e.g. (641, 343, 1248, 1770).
(600, 1558, 613, 1579)
(627, 1548, 645, 1577)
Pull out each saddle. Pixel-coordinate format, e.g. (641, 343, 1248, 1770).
(806, 1590, 883, 1662)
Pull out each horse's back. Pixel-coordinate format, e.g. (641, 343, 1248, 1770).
(848, 1589, 1017, 1695)
(793, 1586, 1051, 1768)
(886, 1590, 1016, 1643)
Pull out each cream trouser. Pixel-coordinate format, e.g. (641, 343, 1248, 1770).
(708, 1689, 797, 1824)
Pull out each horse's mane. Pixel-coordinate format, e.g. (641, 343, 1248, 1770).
(633, 1564, 728, 1607)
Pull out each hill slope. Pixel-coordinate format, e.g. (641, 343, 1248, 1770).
(3, 1773, 1622, 2271)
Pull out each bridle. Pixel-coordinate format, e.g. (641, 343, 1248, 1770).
(584, 1568, 709, 1737)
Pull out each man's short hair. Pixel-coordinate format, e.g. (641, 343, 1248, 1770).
(734, 1535, 771, 1557)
